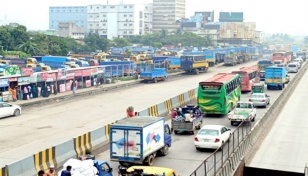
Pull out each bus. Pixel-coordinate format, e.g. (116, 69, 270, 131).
(232, 66, 259, 92)
(197, 73, 241, 115)
(262, 49, 273, 60)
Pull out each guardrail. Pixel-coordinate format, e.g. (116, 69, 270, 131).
(2, 87, 197, 176)
(189, 62, 308, 176)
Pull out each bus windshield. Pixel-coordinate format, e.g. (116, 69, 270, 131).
(200, 84, 222, 91)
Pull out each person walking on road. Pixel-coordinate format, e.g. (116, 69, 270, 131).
(71, 80, 77, 95)
(46, 165, 57, 176)
(61, 166, 72, 176)
(38, 170, 46, 176)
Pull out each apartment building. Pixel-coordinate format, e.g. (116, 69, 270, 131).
(49, 6, 87, 30)
(152, 0, 186, 33)
(87, 4, 152, 39)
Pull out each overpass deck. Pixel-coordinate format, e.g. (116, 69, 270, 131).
(247, 68, 308, 173)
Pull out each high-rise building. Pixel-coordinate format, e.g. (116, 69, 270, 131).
(87, 4, 152, 39)
(152, 0, 186, 33)
(219, 12, 244, 22)
(49, 6, 87, 30)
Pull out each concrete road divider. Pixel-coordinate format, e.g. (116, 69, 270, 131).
(55, 139, 76, 166)
(164, 99, 173, 114)
(148, 105, 159, 116)
(188, 89, 197, 101)
(171, 96, 180, 109)
(138, 109, 148, 116)
(178, 93, 185, 107)
(73, 133, 92, 158)
(91, 126, 108, 152)
(157, 102, 167, 116)
(34, 147, 57, 172)
(7, 155, 37, 176)
(1, 166, 7, 176)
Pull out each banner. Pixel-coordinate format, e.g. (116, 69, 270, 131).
(18, 77, 30, 85)
(4, 66, 21, 76)
(85, 80, 91, 88)
(57, 68, 66, 80)
(82, 69, 91, 77)
(74, 70, 82, 77)
(0, 79, 9, 88)
(30, 74, 38, 83)
(22, 68, 33, 76)
(36, 73, 42, 82)
(66, 70, 74, 80)
(59, 84, 66, 93)
(91, 68, 98, 76)
(42, 72, 49, 81)
(46, 73, 57, 82)
(98, 67, 105, 73)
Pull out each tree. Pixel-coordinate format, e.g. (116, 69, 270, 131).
(160, 29, 168, 38)
(151, 42, 163, 48)
(18, 41, 40, 55)
(84, 33, 110, 51)
(0, 27, 12, 50)
(112, 37, 131, 47)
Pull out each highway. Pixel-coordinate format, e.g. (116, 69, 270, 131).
(96, 71, 298, 175)
(0, 61, 259, 166)
(247, 66, 308, 173)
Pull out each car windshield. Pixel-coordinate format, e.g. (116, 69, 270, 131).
(288, 64, 296, 67)
(198, 129, 219, 136)
(251, 94, 264, 98)
(236, 103, 252, 108)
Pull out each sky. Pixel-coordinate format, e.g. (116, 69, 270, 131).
(0, 0, 307, 35)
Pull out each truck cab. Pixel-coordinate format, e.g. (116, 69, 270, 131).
(94, 160, 113, 176)
(27, 58, 38, 64)
(140, 68, 168, 83)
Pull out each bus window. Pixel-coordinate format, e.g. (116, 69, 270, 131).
(201, 84, 221, 91)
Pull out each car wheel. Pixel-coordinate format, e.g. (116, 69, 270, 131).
(14, 109, 21, 116)
(196, 147, 202, 151)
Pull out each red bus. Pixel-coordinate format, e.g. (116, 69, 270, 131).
(232, 66, 259, 92)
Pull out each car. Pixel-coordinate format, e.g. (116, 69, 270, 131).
(287, 63, 299, 73)
(0, 102, 22, 119)
(249, 93, 270, 108)
(294, 58, 303, 64)
(291, 61, 301, 69)
(194, 125, 231, 150)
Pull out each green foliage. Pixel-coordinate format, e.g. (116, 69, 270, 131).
(112, 37, 131, 47)
(84, 33, 110, 52)
(1, 51, 30, 58)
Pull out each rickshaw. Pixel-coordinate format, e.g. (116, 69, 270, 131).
(252, 82, 265, 93)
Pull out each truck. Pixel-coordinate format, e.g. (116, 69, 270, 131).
(271, 52, 288, 66)
(110, 116, 172, 166)
(228, 102, 256, 126)
(58, 158, 113, 176)
(34, 56, 72, 69)
(140, 68, 168, 83)
(180, 55, 209, 74)
(224, 55, 237, 66)
(2, 58, 38, 67)
(297, 52, 307, 62)
(265, 66, 288, 90)
(171, 105, 203, 135)
(100, 61, 135, 76)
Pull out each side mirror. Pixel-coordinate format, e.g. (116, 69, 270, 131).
(109, 168, 113, 172)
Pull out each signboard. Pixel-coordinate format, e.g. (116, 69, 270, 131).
(74, 70, 82, 77)
(46, 73, 57, 82)
(66, 81, 72, 91)
(30, 74, 38, 83)
(98, 67, 105, 73)
(22, 68, 33, 76)
(219, 22, 256, 39)
(66, 70, 74, 80)
(42, 72, 49, 81)
(36, 73, 42, 82)
(85, 80, 91, 88)
(91, 68, 98, 76)
(4, 66, 21, 76)
(18, 77, 30, 85)
(57, 69, 66, 80)
(59, 84, 66, 93)
(82, 69, 91, 77)
(9, 77, 17, 82)
(0, 79, 9, 88)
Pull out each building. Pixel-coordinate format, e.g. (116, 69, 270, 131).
(253, 31, 263, 44)
(49, 6, 87, 30)
(180, 11, 214, 30)
(87, 4, 152, 39)
(152, 0, 186, 33)
(219, 12, 244, 22)
(58, 22, 85, 39)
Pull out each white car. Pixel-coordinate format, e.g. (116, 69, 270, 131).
(249, 93, 270, 108)
(287, 63, 299, 73)
(0, 102, 22, 119)
(291, 61, 301, 69)
(294, 58, 303, 64)
(194, 125, 231, 150)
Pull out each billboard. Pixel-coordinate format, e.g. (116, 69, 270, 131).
(219, 22, 256, 39)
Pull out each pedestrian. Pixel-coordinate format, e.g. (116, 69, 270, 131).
(71, 80, 77, 95)
(54, 83, 58, 95)
(38, 170, 45, 176)
(46, 165, 57, 176)
(100, 76, 104, 85)
(60, 166, 72, 176)
(96, 77, 100, 88)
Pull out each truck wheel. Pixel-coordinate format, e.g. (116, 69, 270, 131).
(161, 145, 169, 156)
(146, 155, 155, 166)
(195, 69, 199, 75)
(231, 121, 235, 126)
(252, 116, 255, 122)
(153, 78, 157, 83)
(174, 130, 178, 134)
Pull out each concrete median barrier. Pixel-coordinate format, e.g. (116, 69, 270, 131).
(1, 166, 7, 176)
(148, 105, 159, 116)
(73, 133, 92, 158)
(34, 147, 57, 172)
(171, 96, 180, 108)
(7, 155, 36, 176)
(164, 99, 173, 114)
(55, 139, 76, 166)
(178, 93, 185, 107)
(157, 102, 167, 116)
(91, 126, 108, 152)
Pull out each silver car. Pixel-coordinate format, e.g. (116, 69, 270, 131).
(249, 93, 270, 108)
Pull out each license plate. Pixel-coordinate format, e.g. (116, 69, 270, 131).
(204, 139, 210, 142)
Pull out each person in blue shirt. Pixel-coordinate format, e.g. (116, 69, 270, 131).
(61, 166, 72, 176)
(194, 106, 202, 118)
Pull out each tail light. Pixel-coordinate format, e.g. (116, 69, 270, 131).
(194, 137, 199, 142)
(262, 100, 265, 102)
(214, 138, 220, 143)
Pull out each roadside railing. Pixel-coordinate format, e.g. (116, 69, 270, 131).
(190, 122, 251, 176)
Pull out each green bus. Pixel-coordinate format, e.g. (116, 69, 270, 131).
(198, 73, 241, 115)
